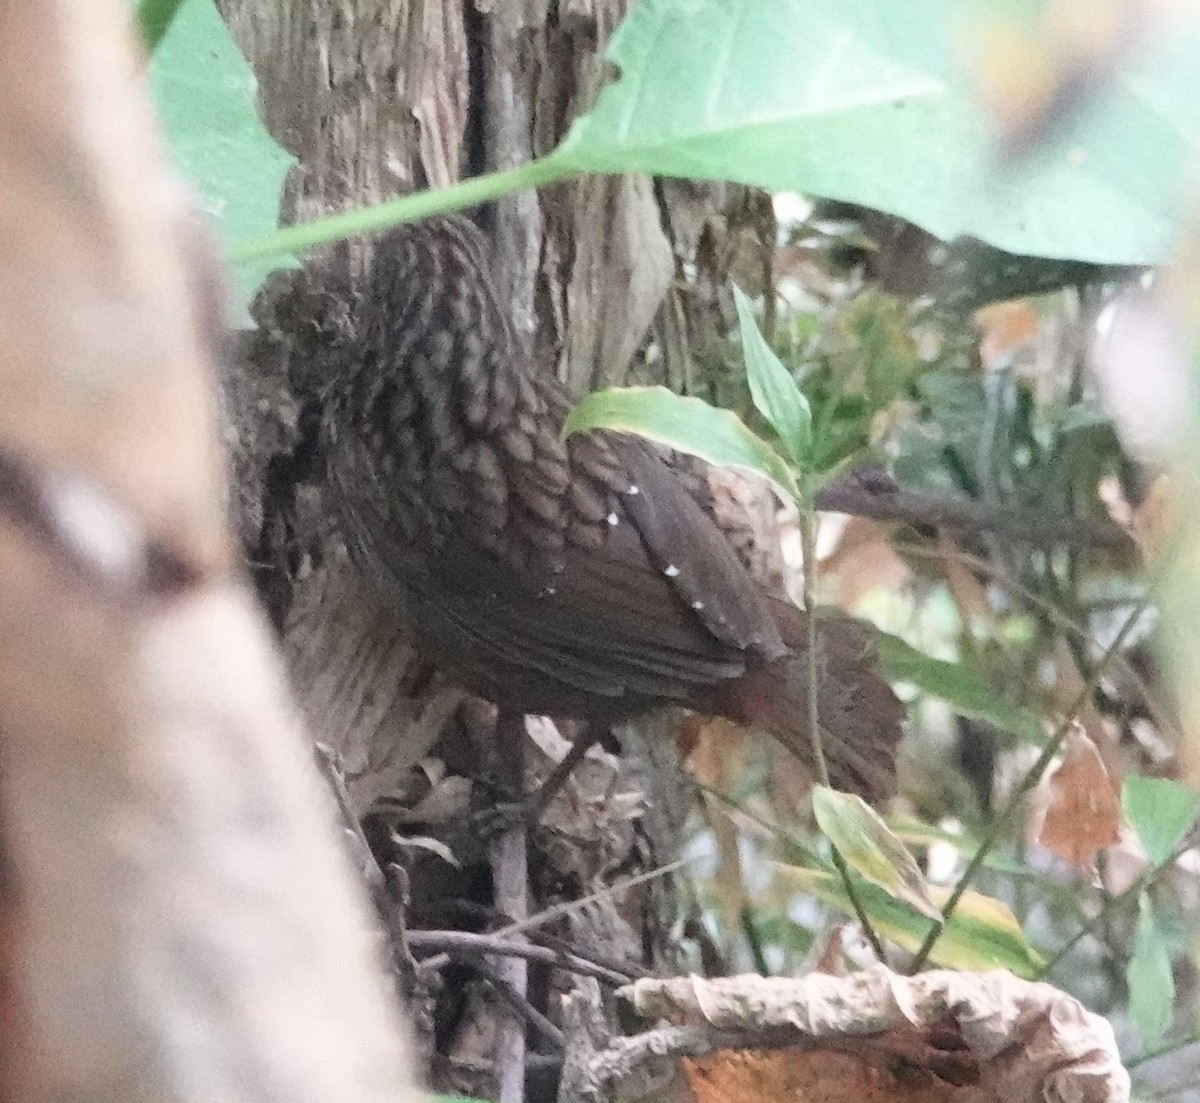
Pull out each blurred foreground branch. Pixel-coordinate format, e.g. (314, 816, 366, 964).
(0, 2, 419, 1100)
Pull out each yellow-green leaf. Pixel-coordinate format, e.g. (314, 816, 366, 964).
(776, 863, 1045, 977)
(812, 786, 940, 921)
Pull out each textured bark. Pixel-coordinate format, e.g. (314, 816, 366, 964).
(0, 1, 421, 1100)
(217, 1, 777, 1096)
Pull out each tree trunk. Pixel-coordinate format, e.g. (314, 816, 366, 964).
(217, 1, 777, 1097)
(0, 2, 422, 1100)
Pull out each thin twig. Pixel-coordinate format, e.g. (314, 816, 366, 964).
(417, 861, 689, 976)
(406, 930, 633, 987)
(800, 474, 830, 787)
(1125, 1030, 1200, 1070)
(492, 859, 690, 942)
(816, 475, 1134, 553)
(909, 592, 1151, 973)
(489, 710, 529, 1103)
(1038, 830, 1200, 980)
(900, 541, 1168, 737)
(527, 929, 648, 981)
(800, 471, 887, 964)
(472, 961, 566, 1052)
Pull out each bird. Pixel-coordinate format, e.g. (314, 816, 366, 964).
(321, 215, 904, 805)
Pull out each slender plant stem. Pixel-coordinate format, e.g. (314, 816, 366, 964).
(900, 541, 1165, 730)
(1038, 832, 1198, 980)
(799, 475, 829, 786)
(799, 471, 887, 964)
(229, 158, 575, 265)
(1125, 1029, 1200, 1070)
(413, 858, 688, 977)
(909, 592, 1150, 973)
(136, 0, 188, 53)
(740, 907, 770, 975)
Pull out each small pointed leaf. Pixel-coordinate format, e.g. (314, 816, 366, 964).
(733, 284, 811, 466)
(812, 786, 940, 921)
(1122, 776, 1199, 868)
(564, 386, 799, 499)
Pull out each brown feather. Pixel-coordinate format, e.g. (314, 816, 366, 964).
(322, 215, 905, 804)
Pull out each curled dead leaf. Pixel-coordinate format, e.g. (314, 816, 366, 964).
(610, 967, 1127, 1103)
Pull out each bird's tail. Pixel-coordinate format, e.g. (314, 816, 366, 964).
(708, 602, 905, 805)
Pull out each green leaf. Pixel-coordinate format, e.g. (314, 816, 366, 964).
(1129, 893, 1174, 1053)
(732, 285, 812, 466)
(1060, 400, 1113, 434)
(564, 386, 800, 500)
(550, 0, 1200, 264)
(776, 862, 1044, 977)
(148, 0, 295, 311)
(812, 787, 940, 920)
(137, 0, 188, 53)
(1122, 777, 1199, 868)
(876, 633, 1046, 744)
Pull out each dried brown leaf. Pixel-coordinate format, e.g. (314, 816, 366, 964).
(976, 301, 1039, 370)
(621, 967, 1128, 1103)
(1032, 723, 1121, 868)
(821, 516, 912, 610)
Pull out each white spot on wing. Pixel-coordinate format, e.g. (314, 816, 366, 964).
(664, 564, 680, 577)
(606, 512, 619, 526)
(692, 600, 704, 611)
(627, 485, 640, 495)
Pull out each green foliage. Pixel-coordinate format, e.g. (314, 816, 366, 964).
(1122, 778, 1199, 869)
(147, 0, 295, 312)
(876, 634, 1046, 744)
(733, 285, 812, 466)
(811, 787, 939, 919)
(563, 385, 800, 498)
(778, 860, 1045, 977)
(554, 0, 1200, 263)
(223, 0, 1200, 279)
(136, 0, 188, 52)
(1128, 894, 1175, 1052)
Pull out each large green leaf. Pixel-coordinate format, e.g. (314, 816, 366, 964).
(877, 633, 1046, 743)
(148, 0, 295, 310)
(228, 0, 1200, 269)
(551, 0, 1200, 264)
